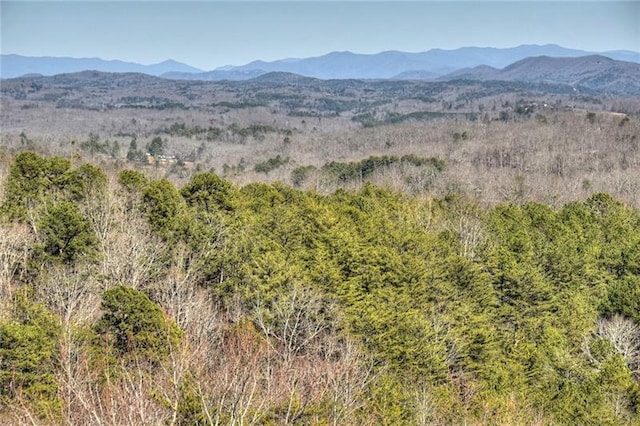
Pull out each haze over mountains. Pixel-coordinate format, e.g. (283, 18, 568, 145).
(439, 55, 640, 95)
(3, 44, 639, 81)
(2, 44, 640, 95)
(0, 55, 204, 79)
(191, 44, 640, 81)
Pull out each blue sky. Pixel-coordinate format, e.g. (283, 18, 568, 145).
(1, 1, 638, 70)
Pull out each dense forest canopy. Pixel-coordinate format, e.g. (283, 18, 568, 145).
(1, 150, 640, 424)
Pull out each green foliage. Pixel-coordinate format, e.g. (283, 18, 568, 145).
(0, 292, 61, 415)
(452, 130, 469, 141)
(157, 122, 223, 141)
(2, 151, 70, 220)
(3, 154, 640, 423)
(254, 155, 289, 174)
(147, 136, 165, 157)
(142, 178, 187, 237)
(180, 172, 237, 212)
(603, 276, 640, 322)
(118, 169, 150, 192)
(126, 138, 146, 163)
(322, 154, 445, 182)
(37, 201, 98, 263)
(365, 373, 417, 425)
(228, 123, 277, 140)
(2, 152, 110, 222)
(401, 153, 446, 170)
(94, 285, 182, 366)
(58, 163, 107, 201)
(174, 377, 209, 425)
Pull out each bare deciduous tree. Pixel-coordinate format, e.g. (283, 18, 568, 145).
(0, 223, 33, 315)
(597, 315, 640, 375)
(100, 212, 165, 290)
(254, 284, 335, 365)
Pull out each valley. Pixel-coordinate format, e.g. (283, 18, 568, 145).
(2, 66, 639, 206)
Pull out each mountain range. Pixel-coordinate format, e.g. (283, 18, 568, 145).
(0, 55, 203, 79)
(207, 55, 640, 95)
(195, 44, 640, 81)
(2, 44, 639, 81)
(439, 55, 640, 95)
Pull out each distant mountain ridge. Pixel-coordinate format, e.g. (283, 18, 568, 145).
(437, 55, 640, 95)
(0, 54, 203, 78)
(197, 44, 640, 81)
(2, 44, 640, 83)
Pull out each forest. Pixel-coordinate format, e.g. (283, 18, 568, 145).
(2, 70, 640, 424)
(3, 72, 640, 208)
(1, 150, 640, 425)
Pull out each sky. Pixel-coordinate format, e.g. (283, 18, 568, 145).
(1, 1, 638, 71)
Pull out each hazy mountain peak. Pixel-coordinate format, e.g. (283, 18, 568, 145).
(3, 45, 639, 83)
(0, 54, 203, 78)
(438, 54, 640, 95)
(220, 44, 640, 80)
